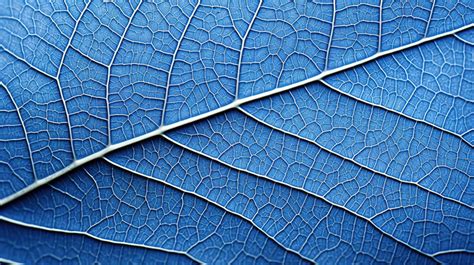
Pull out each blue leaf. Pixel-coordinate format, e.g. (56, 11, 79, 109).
(0, 219, 196, 264)
(0, 0, 473, 264)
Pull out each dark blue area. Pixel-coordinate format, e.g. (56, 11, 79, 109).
(0, 220, 196, 264)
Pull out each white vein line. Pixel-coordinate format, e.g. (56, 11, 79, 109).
(239, 107, 474, 211)
(0, 45, 56, 80)
(378, 0, 383, 52)
(106, 1, 143, 145)
(160, 0, 201, 127)
(319, 80, 474, 147)
(0, 257, 22, 265)
(0, 216, 204, 264)
(454, 33, 474, 46)
(158, 134, 440, 262)
(235, 0, 263, 100)
(0, 82, 35, 183)
(0, 23, 471, 207)
(103, 157, 316, 264)
(55, 0, 92, 161)
(432, 249, 474, 256)
(463, 128, 474, 137)
(69, 45, 108, 68)
(325, 0, 336, 71)
(424, 0, 436, 38)
(184, 211, 227, 258)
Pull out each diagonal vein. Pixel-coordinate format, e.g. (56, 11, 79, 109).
(0, 45, 56, 80)
(106, 0, 144, 145)
(0, 216, 204, 264)
(319, 80, 474, 147)
(0, 82, 36, 183)
(238, 107, 474, 210)
(157, 134, 441, 262)
(234, 0, 263, 99)
(160, 0, 202, 127)
(55, 0, 93, 161)
(0, 23, 471, 207)
(103, 157, 316, 264)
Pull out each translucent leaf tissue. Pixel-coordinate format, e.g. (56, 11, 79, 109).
(0, 0, 473, 264)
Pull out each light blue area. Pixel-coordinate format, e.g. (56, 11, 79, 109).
(0, 85, 33, 198)
(164, 0, 259, 124)
(60, 48, 108, 158)
(427, 0, 474, 37)
(325, 34, 474, 143)
(0, 0, 87, 76)
(109, 0, 198, 143)
(381, 0, 433, 50)
(71, 0, 140, 65)
(327, 0, 380, 69)
(0, 48, 73, 182)
(238, 0, 332, 98)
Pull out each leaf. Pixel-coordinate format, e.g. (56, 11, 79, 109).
(0, 0, 473, 264)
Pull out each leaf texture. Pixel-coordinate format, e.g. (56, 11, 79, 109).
(0, 0, 473, 264)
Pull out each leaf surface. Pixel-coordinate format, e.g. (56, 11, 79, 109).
(0, 0, 473, 263)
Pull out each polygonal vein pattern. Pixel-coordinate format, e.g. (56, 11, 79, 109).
(0, 0, 473, 264)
